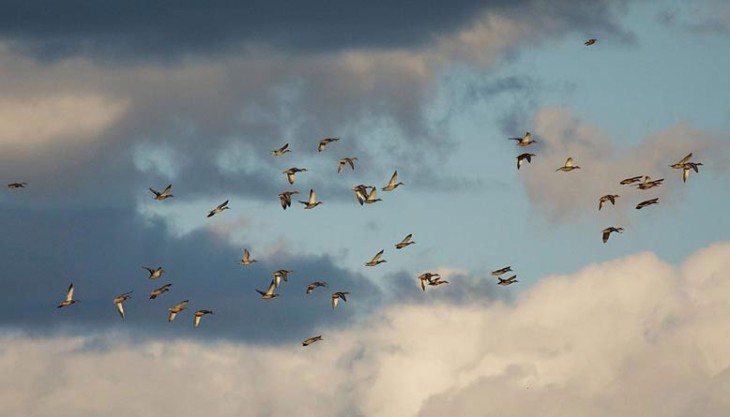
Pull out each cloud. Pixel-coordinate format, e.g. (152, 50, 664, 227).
(2, 241, 729, 416)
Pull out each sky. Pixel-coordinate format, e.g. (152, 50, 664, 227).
(0, 0, 728, 415)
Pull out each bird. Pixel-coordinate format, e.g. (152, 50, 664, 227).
(306, 281, 329, 294)
(382, 171, 403, 191)
(257, 279, 280, 299)
(271, 143, 290, 156)
(273, 269, 294, 287)
(168, 300, 189, 322)
(602, 227, 624, 243)
(598, 194, 620, 211)
(364, 187, 382, 204)
(283, 167, 307, 185)
(636, 198, 659, 210)
(517, 153, 535, 170)
(508, 132, 535, 147)
(302, 335, 323, 346)
(584, 38, 597, 46)
(395, 234, 415, 249)
(299, 189, 323, 209)
(620, 176, 643, 185)
(681, 162, 703, 183)
(556, 157, 580, 172)
(352, 185, 373, 205)
(149, 283, 172, 299)
(428, 277, 449, 288)
(491, 266, 512, 276)
(497, 275, 518, 286)
(149, 184, 174, 200)
(365, 250, 386, 266)
(331, 291, 350, 309)
(57, 283, 79, 308)
(142, 266, 165, 280)
(207, 200, 230, 217)
(113, 291, 133, 318)
(636, 176, 664, 190)
(278, 191, 298, 210)
(318, 138, 339, 152)
(7, 182, 28, 189)
(193, 310, 214, 328)
(240, 249, 257, 266)
(670, 153, 693, 169)
(338, 157, 358, 173)
(418, 272, 442, 291)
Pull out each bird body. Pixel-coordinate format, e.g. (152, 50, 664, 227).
(113, 291, 133, 318)
(636, 198, 659, 210)
(352, 185, 373, 205)
(584, 38, 597, 46)
(240, 249, 257, 265)
(508, 132, 535, 147)
(419, 272, 442, 291)
(149, 283, 172, 299)
(598, 194, 620, 211)
(338, 157, 358, 173)
(498, 275, 518, 286)
(283, 168, 307, 185)
(299, 189, 323, 209)
(149, 184, 174, 200)
(491, 266, 512, 276)
(302, 335, 323, 346)
(193, 310, 214, 328)
(382, 171, 403, 191)
(278, 191, 298, 210)
(670, 153, 693, 169)
(517, 153, 535, 170)
(556, 157, 580, 172)
(7, 182, 28, 189)
(271, 143, 290, 156)
(306, 281, 328, 294)
(681, 162, 702, 183)
(365, 250, 386, 266)
(57, 283, 79, 308)
(168, 300, 189, 322)
(142, 266, 165, 279)
(207, 200, 230, 217)
(395, 234, 415, 249)
(620, 176, 643, 185)
(331, 291, 350, 309)
(602, 227, 624, 243)
(636, 176, 664, 190)
(364, 187, 382, 204)
(318, 138, 339, 152)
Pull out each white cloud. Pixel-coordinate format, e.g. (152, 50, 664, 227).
(2, 242, 730, 416)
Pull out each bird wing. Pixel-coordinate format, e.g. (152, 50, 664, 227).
(66, 284, 74, 302)
(332, 295, 339, 309)
(243, 249, 251, 262)
(149, 187, 160, 196)
(168, 311, 178, 322)
(308, 189, 316, 204)
(287, 172, 296, 184)
(281, 143, 289, 151)
(683, 167, 689, 182)
(371, 250, 384, 262)
(265, 279, 277, 295)
(338, 160, 345, 173)
(116, 301, 125, 318)
(565, 157, 574, 167)
(163, 184, 172, 194)
(193, 315, 201, 328)
(172, 300, 189, 310)
(602, 230, 610, 243)
(388, 171, 398, 187)
(678, 153, 693, 165)
(217, 200, 229, 209)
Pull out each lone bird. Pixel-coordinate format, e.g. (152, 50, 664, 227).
(491, 266, 512, 276)
(517, 153, 535, 170)
(620, 176, 643, 185)
(302, 335, 323, 347)
(584, 38, 597, 46)
(142, 266, 165, 280)
(278, 191, 298, 210)
(299, 189, 323, 209)
(508, 132, 536, 147)
(681, 162, 703, 183)
(149, 184, 174, 200)
(556, 157, 580, 172)
(283, 167, 307, 185)
(7, 182, 27, 189)
(306, 281, 329, 294)
(364, 187, 382, 204)
(193, 310, 214, 328)
(168, 300, 189, 322)
(240, 249, 257, 266)
(365, 250, 386, 266)
(636, 198, 659, 210)
(598, 194, 619, 211)
(670, 153, 693, 170)
(338, 157, 358, 173)
(257, 280, 280, 299)
(602, 227, 624, 243)
(57, 283, 79, 308)
(113, 291, 133, 318)
(498, 275, 518, 286)
(149, 283, 172, 299)
(271, 143, 290, 156)
(382, 171, 403, 191)
(207, 200, 230, 218)
(395, 234, 415, 249)
(318, 138, 339, 152)
(331, 291, 350, 309)
(636, 176, 664, 190)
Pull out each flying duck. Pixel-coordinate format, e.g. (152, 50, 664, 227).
(620, 176, 643, 185)
(636, 176, 664, 190)
(352, 185, 373, 205)
(517, 153, 535, 170)
(168, 300, 189, 322)
(636, 198, 659, 210)
(364, 187, 382, 204)
(207, 200, 230, 217)
(598, 194, 620, 211)
(497, 275, 518, 286)
(113, 291, 133, 318)
(365, 250, 386, 266)
(331, 291, 350, 309)
(142, 266, 165, 280)
(491, 266, 512, 276)
(240, 249, 257, 266)
(428, 277, 449, 287)
(149, 283, 172, 299)
(584, 38, 597, 46)
(302, 335, 323, 346)
(602, 227, 624, 243)
(7, 182, 28, 189)
(283, 167, 307, 185)
(338, 157, 358, 173)
(278, 191, 298, 210)
(508, 132, 535, 147)
(256, 280, 280, 299)
(299, 189, 323, 209)
(271, 143, 291, 156)
(193, 310, 214, 328)
(382, 171, 403, 191)
(318, 138, 340, 152)
(306, 281, 329, 294)
(418, 272, 442, 291)
(149, 184, 174, 200)
(556, 157, 580, 172)
(57, 283, 79, 308)
(670, 153, 693, 169)
(273, 269, 294, 287)
(395, 234, 415, 249)
(682, 162, 703, 183)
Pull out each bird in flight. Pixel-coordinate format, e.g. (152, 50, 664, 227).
(338, 157, 358, 173)
(278, 191, 298, 210)
(635, 176, 664, 190)
(681, 162, 703, 183)
(318, 138, 339, 152)
(636, 198, 659, 210)
(670, 153, 693, 170)
(602, 227, 624, 243)
(517, 153, 535, 170)
(57, 283, 79, 308)
(113, 291, 133, 318)
(584, 38, 597, 46)
(168, 300, 189, 322)
(142, 266, 165, 280)
(273, 269, 295, 287)
(382, 171, 403, 191)
(364, 187, 382, 204)
(491, 266, 512, 276)
(598, 194, 620, 211)
(395, 234, 415, 249)
(418, 272, 442, 291)
(149, 283, 172, 299)
(352, 184, 373, 205)
(283, 167, 307, 185)
(299, 189, 323, 209)
(302, 335, 323, 346)
(256, 280, 280, 299)
(149, 184, 174, 200)
(620, 176, 643, 185)
(331, 291, 350, 309)
(497, 275, 519, 286)
(240, 249, 257, 266)
(207, 200, 230, 218)
(271, 143, 291, 156)
(7, 182, 28, 189)
(306, 281, 329, 294)
(556, 157, 580, 172)
(508, 132, 535, 147)
(193, 310, 214, 328)
(365, 250, 386, 266)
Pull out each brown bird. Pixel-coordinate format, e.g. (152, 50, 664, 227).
(365, 250, 386, 266)
(338, 157, 358, 173)
(584, 38, 597, 46)
(207, 200, 230, 217)
(283, 167, 307, 185)
(556, 157, 580, 172)
(395, 234, 415, 249)
(352, 185, 373, 205)
(364, 187, 382, 204)
(382, 171, 403, 191)
(256, 280, 280, 299)
(7, 182, 28, 189)
(491, 266, 512, 276)
(418, 272, 442, 291)
(331, 291, 350, 309)
(149, 283, 172, 299)
(508, 132, 535, 147)
(142, 266, 165, 280)
(240, 249, 257, 266)
(636, 198, 659, 210)
(517, 153, 535, 170)
(299, 189, 323, 209)
(318, 138, 340, 152)
(497, 275, 518, 286)
(636, 176, 664, 190)
(306, 281, 329, 294)
(149, 184, 174, 200)
(681, 162, 703, 183)
(271, 143, 291, 156)
(273, 269, 295, 287)
(302, 335, 323, 346)
(598, 194, 620, 211)
(113, 291, 133, 318)
(57, 283, 79, 308)
(193, 310, 214, 328)
(620, 176, 643, 185)
(278, 191, 298, 210)
(168, 300, 189, 322)
(602, 227, 624, 243)
(670, 153, 693, 170)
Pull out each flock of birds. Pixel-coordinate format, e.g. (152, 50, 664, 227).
(6, 38, 705, 346)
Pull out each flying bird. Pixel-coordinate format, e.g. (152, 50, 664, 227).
(149, 283, 172, 299)
(556, 157, 580, 172)
(257, 279, 280, 299)
(395, 234, 415, 249)
(193, 310, 214, 328)
(636, 198, 659, 210)
(240, 249, 257, 266)
(271, 143, 291, 156)
(283, 167, 307, 185)
(168, 300, 189, 322)
(352, 185, 373, 205)
(428, 277, 449, 288)
(365, 250, 386, 266)
(299, 189, 323, 209)
(636, 176, 664, 190)
(142, 266, 165, 280)
(517, 153, 535, 170)
(620, 176, 643, 185)
(113, 291, 133, 318)
(273, 269, 295, 287)
(491, 266, 512, 276)
(508, 132, 535, 147)
(331, 291, 350, 309)
(584, 38, 597, 46)
(670, 153, 693, 169)
(149, 184, 174, 200)
(364, 187, 382, 204)
(338, 157, 358, 173)
(57, 283, 79, 308)
(382, 171, 403, 191)
(418, 272, 442, 291)
(598, 194, 620, 211)
(302, 335, 323, 347)
(602, 227, 624, 243)
(497, 275, 518, 286)
(318, 138, 340, 152)
(7, 182, 28, 189)
(306, 281, 329, 294)
(278, 191, 298, 210)
(207, 200, 230, 217)
(681, 162, 703, 183)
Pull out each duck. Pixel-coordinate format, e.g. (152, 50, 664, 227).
(331, 291, 350, 309)
(278, 191, 298, 210)
(365, 250, 386, 266)
(636, 176, 664, 190)
(149, 283, 172, 299)
(364, 187, 382, 204)
(681, 162, 703, 183)
(556, 157, 580, 172)
(207, 200, 230, 217)
(57, 283, 79, 308)
(418, 272, 442, 291)
(273, 269, 295, 287)
(240, 249, 257, 266)
(352, 185, 373, 205)
(497, 275, 518, 286)
(113, 291, 133, 318)
(491, 266, 512, 276)
(306, 281, 329, 294)
(271, 143, 290, 156)
(508, 132, 535, 147)
(584, 38, 597, 46)
(670, 153, 693, 170)
(299, 189, 323, 209)
(602, 227, 624, 243)
(636, 198, 659, 210)
(168, 300, 189, 322)
(598, 194, 620, 211)
(149, 184, 174, 200)
(7, 182, 28, 189)
(382, 171, 403, 191)
(193, 310, 214, 328)
(620, 175, 643, 185)
(338, 157, 358, 173)
(283, 167, 307, 185)
(517, 153, 535, 170)
(428, 278, 449, 287)
(395, 234, 415, 249)
(142, 266, 165, 280)
(302, 335, 323, 346)
(256, 280, 280, 299)
(318, 138, 339, 152)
